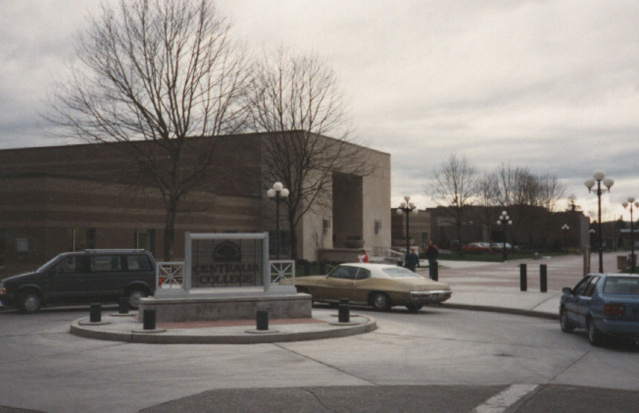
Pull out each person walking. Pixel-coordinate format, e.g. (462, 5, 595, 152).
(404, 248, 420, 272)
(425, 241, 439, 279)
(357, 249, 369, 263)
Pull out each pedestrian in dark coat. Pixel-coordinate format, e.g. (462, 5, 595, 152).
(404, 248, 420, 272)
(425, 241, 439, 279)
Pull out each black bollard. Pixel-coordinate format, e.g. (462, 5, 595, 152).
(520, 264, 528, 291)
(90, 303, 101, 323)
(143, 309, 156, 330)
(432, 261, 439, 281)
(338, 298, 350, 323)
(118, 297, 130, 314)
(256, 310, 269, 331)
(540, 264, 547, 293)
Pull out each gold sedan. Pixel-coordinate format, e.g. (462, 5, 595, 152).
(295, 263, 452, 312)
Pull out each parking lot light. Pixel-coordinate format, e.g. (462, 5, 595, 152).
(496, 210, 512, 261)
(585, 171, 613, 273)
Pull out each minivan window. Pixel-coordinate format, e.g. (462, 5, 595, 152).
(52, 256, 89, 273)
(127, 255, 151, 271)
(90, 255, 122, 272)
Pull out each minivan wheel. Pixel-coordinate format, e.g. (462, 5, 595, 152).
(19, 290, 42, 313)
(127, 288, 149, 309)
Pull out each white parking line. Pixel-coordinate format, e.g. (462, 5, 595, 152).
(473, 384, 539, 413)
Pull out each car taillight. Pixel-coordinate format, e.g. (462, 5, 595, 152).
(604, 304, 625, 316)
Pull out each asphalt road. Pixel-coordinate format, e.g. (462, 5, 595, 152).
(1, 305, 638, 412)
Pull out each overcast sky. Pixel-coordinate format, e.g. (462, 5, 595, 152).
(2, 0, 638, 222)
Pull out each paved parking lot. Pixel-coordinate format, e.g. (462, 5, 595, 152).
(1, 252, 638, 412)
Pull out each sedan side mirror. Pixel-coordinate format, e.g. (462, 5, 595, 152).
(562, 287, 573, 295)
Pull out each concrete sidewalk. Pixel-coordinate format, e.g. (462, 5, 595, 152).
(69, 252, 620, 344)
(437, 251, 620, 319)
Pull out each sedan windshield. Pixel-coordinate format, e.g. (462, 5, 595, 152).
(382, 267, 422, 279)
(603, 277, 639, 295)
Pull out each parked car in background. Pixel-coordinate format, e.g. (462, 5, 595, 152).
(0, 249, 157, 313)
(461, 242, 491, 253)
(490, 243, 514, 252)
(295, 263, 452, 312)
(559, 273, 639, 346)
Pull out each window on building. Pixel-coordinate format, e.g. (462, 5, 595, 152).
(0, 228, 5, 266)
(134, 229, 155, 253)
(69, 228, 96, 251)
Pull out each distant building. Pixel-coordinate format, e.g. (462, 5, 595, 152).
(427, 205, 590, 251)
(0, 132, 391, 277)
(391, 208, 431, 253)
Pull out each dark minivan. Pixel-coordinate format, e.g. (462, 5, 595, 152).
(0, 249, 157, 313)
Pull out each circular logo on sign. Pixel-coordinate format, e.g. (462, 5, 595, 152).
(214, 241, 241, 262)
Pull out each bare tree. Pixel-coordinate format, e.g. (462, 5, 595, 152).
(474, 172, 499, 247)
(248, 48, 369, 259)
(495, 164, 564, 210)
(45, 0, 250, 260)
(430, 155, 478, 250)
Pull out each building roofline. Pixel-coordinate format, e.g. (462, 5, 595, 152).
(0, 130, 390, 157)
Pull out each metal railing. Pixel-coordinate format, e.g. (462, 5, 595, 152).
(156, 261, 185, 290)
(270, 260, 295, 286)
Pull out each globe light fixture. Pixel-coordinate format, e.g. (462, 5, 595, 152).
(585, 171, 613, 273)
(396, 196, 418, 259)
(267, 182, 289, 259)
(496, 210, 512, 261)
(622, 197, 638, 273)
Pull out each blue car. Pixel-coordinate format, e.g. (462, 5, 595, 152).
(560, 273, 639, 346)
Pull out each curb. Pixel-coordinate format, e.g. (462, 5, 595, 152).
(70, 314, 378, 344)
(443, 303, 558, 320)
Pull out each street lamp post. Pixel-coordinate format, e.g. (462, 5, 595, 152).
(561, 224, 570, 253)
(585, 171, 614, 273)
(622, 197, 638, 273)
(496, 210, 512, 261)
(396, 196, 417, 258)
(267, 182, 289, 260)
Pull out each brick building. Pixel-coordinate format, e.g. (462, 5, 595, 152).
(0, 132, 391, 277)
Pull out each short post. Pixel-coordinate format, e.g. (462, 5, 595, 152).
(540, 264, 547, 293)
(256, 310, 269, 331)
(338, 298, 350, 323)
(118, 297, 130, 314)
(520, 263, 527, 292)
(304, 261, 311, 276)
(143, 309, 156, 330)
(90, 303, 101, 323)
(432, 262, 439, 281)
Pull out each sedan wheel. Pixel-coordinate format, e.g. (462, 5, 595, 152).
(406, 303, 423, 312)
(587, 318, 604, 347)
(559, 307, 574, 333)
(371, 292, 391, 311)
(19, 291, 42, 313)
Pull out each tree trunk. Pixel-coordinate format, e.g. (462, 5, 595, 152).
(163, 196, 179, 261)
(288, 212, 298, 260)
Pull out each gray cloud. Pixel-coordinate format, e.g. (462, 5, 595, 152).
(1, 0, 638, 219)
